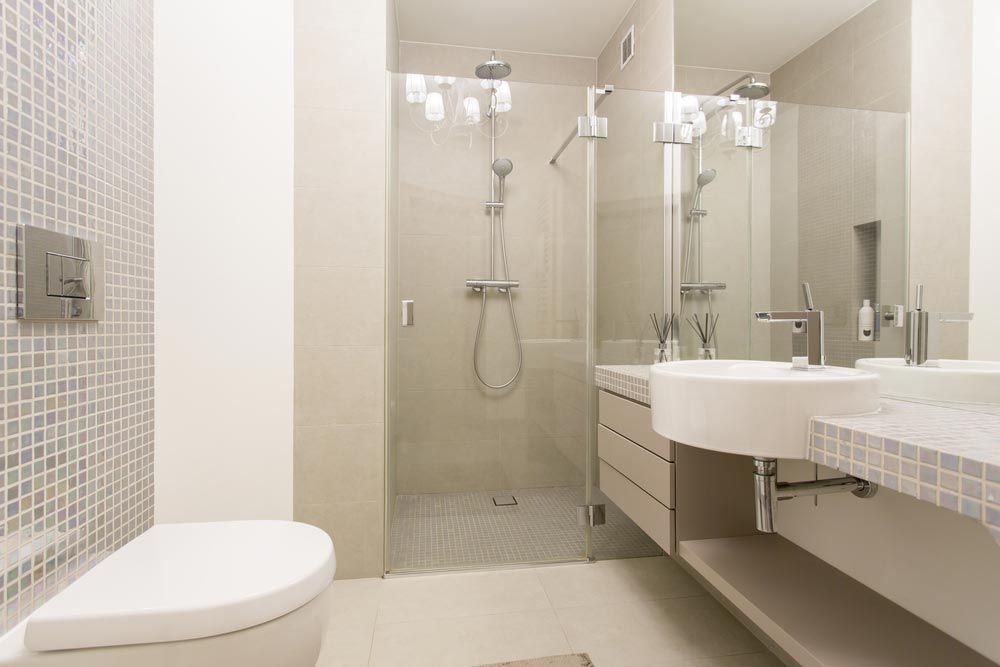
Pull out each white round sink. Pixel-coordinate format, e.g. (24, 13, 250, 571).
(855, 358, 1000, 405)
(650, 360, 880, 459)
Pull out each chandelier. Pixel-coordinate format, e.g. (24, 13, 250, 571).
(404, 73, 512, 146)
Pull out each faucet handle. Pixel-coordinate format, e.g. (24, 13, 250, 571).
(801, 282, 815, 311)
(934, 312, 974, 323)
(914, 283, 924, 311)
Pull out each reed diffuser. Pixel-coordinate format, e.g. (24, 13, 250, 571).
(649, 313, 675, 363)
(687, 313, 719, 359)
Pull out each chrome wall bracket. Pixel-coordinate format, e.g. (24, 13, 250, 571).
(577, 115, 608, 139)
(753, 458, 877, 533)
(576, 504, 607, 527)
(652, 121, 693, 145)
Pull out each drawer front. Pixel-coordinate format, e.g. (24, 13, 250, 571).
(599, 390, 675, 461)
(598, 426, 674, 508)
(599, 460, 674, 554)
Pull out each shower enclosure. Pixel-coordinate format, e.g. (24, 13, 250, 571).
(386, 67, 674, 572)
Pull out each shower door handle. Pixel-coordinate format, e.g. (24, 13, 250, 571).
(400, 299, 414, 327)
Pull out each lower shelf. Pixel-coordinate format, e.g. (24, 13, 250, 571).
(678, 534, 994, 667)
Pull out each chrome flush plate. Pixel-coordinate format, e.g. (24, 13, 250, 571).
(17, 225, 104, 321)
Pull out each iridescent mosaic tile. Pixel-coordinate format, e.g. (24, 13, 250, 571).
(811, 400, 1000, 543)
(0, 0, 154, 632)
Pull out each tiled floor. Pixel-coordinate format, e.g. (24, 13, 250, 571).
(316, 556, 782, 667)
(389, 486, 663, 571)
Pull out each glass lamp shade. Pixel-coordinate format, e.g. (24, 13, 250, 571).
(495, 81, 512, 113)
(463, 97, 481, 124)
(424, 92, 445, 122)
(405, 74, 427, 104)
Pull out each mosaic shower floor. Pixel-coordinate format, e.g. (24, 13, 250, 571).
(389, 486, 662, 571)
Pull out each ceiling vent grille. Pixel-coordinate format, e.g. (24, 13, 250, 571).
(620, 25, 635, 70)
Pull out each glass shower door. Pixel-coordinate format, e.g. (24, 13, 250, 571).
(386, 74, 592, 571)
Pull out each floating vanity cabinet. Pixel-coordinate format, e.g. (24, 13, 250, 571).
(597, 390, 676, 553)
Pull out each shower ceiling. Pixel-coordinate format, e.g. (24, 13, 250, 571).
(395, 0, 635, 57)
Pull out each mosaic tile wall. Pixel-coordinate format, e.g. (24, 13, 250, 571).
(0, 0, 154, 632)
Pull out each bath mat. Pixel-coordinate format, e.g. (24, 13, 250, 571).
(476, 654, 594, 667)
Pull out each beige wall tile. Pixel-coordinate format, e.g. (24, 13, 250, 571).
(295, 500, 384, 578)
(294, 187, 386, 268)
(295, 346, 385, 426)
(295, 107, 386, 190)
(295, 424, 385, 504)
(295, 267, 385, 346)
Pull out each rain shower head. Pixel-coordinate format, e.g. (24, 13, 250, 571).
(734, 79, 770, 99)
(476, 51, 512, 80)
(492, 158, 514, 179)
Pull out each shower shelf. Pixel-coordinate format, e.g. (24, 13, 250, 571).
(681, 282, 727, 293)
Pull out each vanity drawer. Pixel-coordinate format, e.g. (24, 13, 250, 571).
(599, 460, 674, 554)
(599, 390, 674, 461)
(598, 425, 674, 508)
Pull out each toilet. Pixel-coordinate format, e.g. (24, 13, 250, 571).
(0, 521, 336, 666)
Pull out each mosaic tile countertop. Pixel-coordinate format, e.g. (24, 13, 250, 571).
(595, 365, 652, 404)
(810, 400, 1000, 541)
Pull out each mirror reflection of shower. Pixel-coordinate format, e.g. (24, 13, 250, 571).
(679, 74, 773, 358)
(468, 53, 523, 389)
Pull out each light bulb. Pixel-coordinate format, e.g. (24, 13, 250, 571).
(424, 92, 445, 122)
(463, 97, 481, 124)
(495, 81, 512, 113)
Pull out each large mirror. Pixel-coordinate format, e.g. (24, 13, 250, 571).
(672, 0, 998, 413)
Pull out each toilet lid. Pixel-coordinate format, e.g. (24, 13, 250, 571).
(23, 520, 336, 651)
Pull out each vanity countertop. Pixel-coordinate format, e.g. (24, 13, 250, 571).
(595, 364, 651, 404)
(810, 401, 1000, 540)
(595, 363, 1000, 540)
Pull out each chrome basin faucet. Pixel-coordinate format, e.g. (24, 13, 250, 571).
(755, 283, 825, 370)
(905, 284, 974, 366)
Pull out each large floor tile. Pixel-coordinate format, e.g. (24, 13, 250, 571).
(556, 596, 765, 667)
(370, 609, 572, 667)
(317, 578, 383, 667)
(538, 557, 704, 609)
(377, 568, 552, 624)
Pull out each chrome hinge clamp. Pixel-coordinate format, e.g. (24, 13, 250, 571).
(576, 504, 607, 527)
(577, 116, 608, 139)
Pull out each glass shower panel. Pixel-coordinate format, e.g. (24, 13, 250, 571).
(594, 88, 671, 366)
(387, 74, 591, 572)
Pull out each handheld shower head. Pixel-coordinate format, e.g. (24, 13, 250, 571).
(492, 158, 514, 178)
(696, 168, 717, 188)
(493, 158, 514, 198)
(692, 168, 717, 214)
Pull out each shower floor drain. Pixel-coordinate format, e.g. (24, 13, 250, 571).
(492, 495, 517, 506)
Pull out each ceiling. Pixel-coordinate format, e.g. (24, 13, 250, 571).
(674, 0, 877, 72)
(394, 0, 636, 58)
(396, 0, 877, 73)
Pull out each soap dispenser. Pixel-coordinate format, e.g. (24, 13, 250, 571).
(858, 299, 875, 341)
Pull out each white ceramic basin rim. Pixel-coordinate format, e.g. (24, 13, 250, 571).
(650, 360, 880, 459)
(856, 357, 1000, 405)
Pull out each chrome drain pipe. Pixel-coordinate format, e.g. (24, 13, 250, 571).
(753, 457, 878, 533)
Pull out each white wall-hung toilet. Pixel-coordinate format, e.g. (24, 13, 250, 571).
(0, 521, 335, 666)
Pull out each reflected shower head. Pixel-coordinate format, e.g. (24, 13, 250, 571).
(692, 168, 717, 213)
(492, 158, 514, 178)
(734, 79, 770, 99)
(475, 51, 512, 80)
